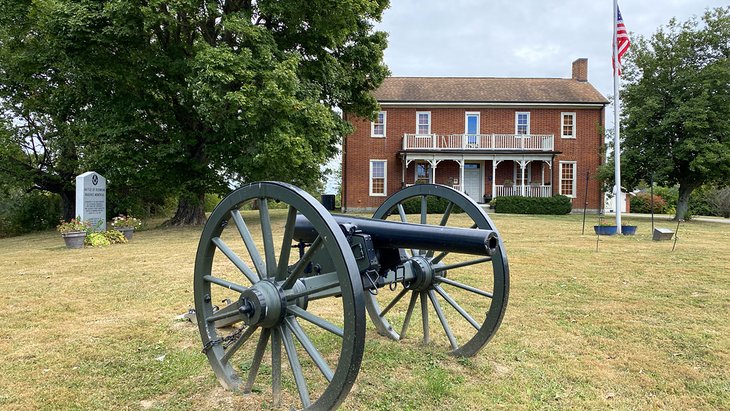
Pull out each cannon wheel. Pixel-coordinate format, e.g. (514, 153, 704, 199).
(366, 184, 509, 357)
(194, 182, 365, 410)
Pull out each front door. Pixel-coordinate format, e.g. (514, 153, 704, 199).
(463, 162, 482, 203)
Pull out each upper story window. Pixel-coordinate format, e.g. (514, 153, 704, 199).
(417, 111, 431, 135)
(369, 160, 387, 196)
(515, 112, 530, 135)
(561, 112, 576, 138)
(371, 111, 386, 137)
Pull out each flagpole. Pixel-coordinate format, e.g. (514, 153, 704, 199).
(613, 0, 622, 233)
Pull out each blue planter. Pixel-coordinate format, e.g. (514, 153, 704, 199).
(621, 225, 638, 235)
(594, 225, 617, 236)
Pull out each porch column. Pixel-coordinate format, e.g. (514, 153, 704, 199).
(520, 160, 527, 196)
(491, 159, 497, 200)
(459, 158, 465, 193)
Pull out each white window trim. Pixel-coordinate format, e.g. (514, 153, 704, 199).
(371, 111, 386, 138)
(416, 111, 431, 135)
(561, 112, 576, 139)
(515, 112, 530, 135)
(369, 160, 387, 197)
(559, 161, 577, 198)
(465, 112, 480, 146)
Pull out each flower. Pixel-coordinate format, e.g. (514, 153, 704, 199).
(110, 214, 142, 229)
(57, 218, 91, 234)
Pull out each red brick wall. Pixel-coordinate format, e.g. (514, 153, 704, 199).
(343, 106, 605, 212)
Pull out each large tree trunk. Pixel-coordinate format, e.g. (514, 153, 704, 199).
(59, 190, 76, 221)
(167, 192, 207, 226)
(675, 183, 696, 220)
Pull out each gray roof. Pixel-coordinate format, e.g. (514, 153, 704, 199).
(373, 77, 609, 105)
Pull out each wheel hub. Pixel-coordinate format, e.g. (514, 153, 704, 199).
(238, 280, 285, 328)
(406, 255, 436, 291)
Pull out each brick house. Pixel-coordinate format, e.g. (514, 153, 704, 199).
(342, 59, 608, 212)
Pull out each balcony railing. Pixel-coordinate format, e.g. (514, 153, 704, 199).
(495, 185, 552, 198)
(403, 133, 554, 151)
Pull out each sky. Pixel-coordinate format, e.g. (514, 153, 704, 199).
(376, 0, 727, 103)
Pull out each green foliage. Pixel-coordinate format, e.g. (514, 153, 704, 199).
(85, 232, 111, 247)
(204, 194, 222, 213)
(56, 217, 91, 234)
(0, 190, 63, 237)
(630, 193, 668, 214)
(493, 196, 572, 215)
(103, 230, 128, 245)
(0, 0, 390, 226)
(399, 196, 465, 214)
(110, 215, 141, 229)
(709, 187, 730, 218)
(620, 7, 730, 219)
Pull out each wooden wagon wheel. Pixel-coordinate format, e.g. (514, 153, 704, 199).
(194, 182, 365, 410)
(366, 184, 509, 357)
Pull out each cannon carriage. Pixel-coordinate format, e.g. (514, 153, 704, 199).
(194, 182, 509, 410)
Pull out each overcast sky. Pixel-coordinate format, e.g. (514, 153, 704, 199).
(376, 0, 727, 103)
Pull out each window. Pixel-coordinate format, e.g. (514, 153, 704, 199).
(515, 112, 530, 135)
(371, 111, 386, 137)
(561, 112, 576, 138)
(415, 162, 431, 183)
(416, 112, 431, 135)
(466, 112, 480, 147)
(559, 161, 577, 197)
(369, 160, 387, 196)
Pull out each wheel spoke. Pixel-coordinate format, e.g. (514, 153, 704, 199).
(420, 292, 430, 344)
(276, 206, 298, 280)
(400, 291, 419, 339)
(211, 237, 259, 285)
(231, 209, 265, 280)
(434, 285, 480, 330)
(288, 306, 344, 337)
(286, 277, 340, 301)
(286, 317, 334, 382)
(427, 202, 455, 258)
(420, 195, 428, 224)
(428, 290, 458, 350)
(243, 328, 270, 394)
(436, 276, 493, 298)
(379, 288, 410, 318)
(431, 250, 449, 265)
(206, 306, 244, 324)
(221, 325, 258, 364)
(271, 327, 282, 407)
(281, 324, 311, 408)
(434, 257, 492, 272)
(396, 203, 407, 222)
(258, 198, 276, 278)
(203, 275, 248, 294)
(282, 236, 323, 290)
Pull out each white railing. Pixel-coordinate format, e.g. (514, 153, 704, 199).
(403, 133, 554, 151)
(495, 185, 552, 198)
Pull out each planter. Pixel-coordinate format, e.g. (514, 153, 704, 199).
(594, 225, 617, 236)
(61, 231, 86, 249)
(621, 225, 638, 235)
(117, 227, 134, 241)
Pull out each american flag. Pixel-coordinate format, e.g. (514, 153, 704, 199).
(613, 5, 630, 75)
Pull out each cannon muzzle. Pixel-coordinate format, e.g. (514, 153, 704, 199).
(294, 214, 498, 256)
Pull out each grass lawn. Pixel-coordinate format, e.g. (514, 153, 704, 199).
(0, 213, 728, 410)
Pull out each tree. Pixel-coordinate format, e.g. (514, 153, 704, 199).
(619, 7, 730, 220)
(1, 0, 390, 225)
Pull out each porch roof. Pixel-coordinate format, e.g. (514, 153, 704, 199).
(375, 77, 608, 105)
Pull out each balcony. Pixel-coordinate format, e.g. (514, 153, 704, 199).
(402, 133, 554, 151)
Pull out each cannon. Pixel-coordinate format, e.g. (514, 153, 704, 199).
(194, 182, 509, 410)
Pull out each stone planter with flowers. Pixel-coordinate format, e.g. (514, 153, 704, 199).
(111, 215, 142, 241)
(57, 218, 91, 249)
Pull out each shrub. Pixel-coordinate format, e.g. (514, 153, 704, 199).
(104, 229, 128, 244)
(204, 193, 222, 213)
(85, 232, 111, 247)
(399, 196, 464, 214)
(493, 195, 572, 215)
(0, 190, 62, 237)
(708, 187, 730, 218)
(630, 193, 668, 214)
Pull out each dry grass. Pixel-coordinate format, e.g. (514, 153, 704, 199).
(0, 213, 728, 410)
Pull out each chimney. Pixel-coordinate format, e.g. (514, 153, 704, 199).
(572, 58, 588, 82)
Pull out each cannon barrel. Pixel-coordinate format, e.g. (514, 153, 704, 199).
(294, 214, 498, 256)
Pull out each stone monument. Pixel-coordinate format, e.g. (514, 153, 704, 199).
(76, 171, 107, 231)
